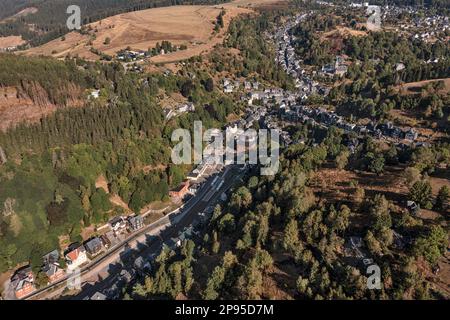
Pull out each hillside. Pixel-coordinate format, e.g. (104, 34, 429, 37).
(24, 5, 244, 61)
(0, 54, 90, 131)
(0, 0, 230, 47)
(23, 1, 262, 63)
(0, 1, 32, 20)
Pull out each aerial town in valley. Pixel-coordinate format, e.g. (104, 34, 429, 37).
(0, 0, 449, 303)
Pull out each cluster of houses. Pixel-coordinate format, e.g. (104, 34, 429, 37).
(169, 180, 191, 201)
(383, 6, 449, 43)
(268, 14, 422, 148)
(164, 102, 195, 120)
(281, 104, 419, 144)
(222, 78, 262, 94)
(9, 214, 144, 299)
(246, 88, 298, 106)
(0, 46, 19, 52)
(222, 78, 244, 93)
(170, 151, 226, 201)
(116, 49, 148, 62)
(263, 114, 293, 146)
(273, 13, 330, 97)
(273, 13, 304, 76)
(320, 55, 348, 78)
(169, 225, 200, 248)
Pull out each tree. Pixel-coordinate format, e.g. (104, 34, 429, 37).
(203, 265, 225, 300)
(211, 204, 222, 223)
(386, 144, 398, 165)
(334, 205, 351, 233)
(230, 186, 252, 211)
(366, 152, 385, 175)
(404, 167, 421, 187)
(296, 276, 310, 296)
(365, 230, 383, 256)
(212, 231, 220, 254)
(218, 213, 235, 233)
(413, 225, 448, 264)
(104, 37, 111, 45)
(90, 188, 112, 222)
(409, 181, 433, 209)
(247, 176, 259, 189)
(180, 80, 194, 98)
(370, 194, 392, 232)
(236, 258, 263, 299)
(335, 150, 349, 170)
(283, 219, 300, 252)
(434, 185, 449, 213)
(35, 271, 49, 288)
(353, 187, 365, 207)
(204, 78, 214, 92)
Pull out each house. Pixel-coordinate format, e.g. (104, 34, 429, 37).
(101, 230, 119, 248)
(335, 65, 348, 77)
(187, 163, 209, 181)
(169, 181, 190, 200)
(65, 244, 88, 270)
(350, 236, 363, 248)
(109, 216, 127, 234)
(177, 102, 195, 114)
(170, 236, 182, 248)
(90, 292, 107, 300)
(224, 84, 234, 93)
(407, 201, 420, 215)
(42, 250, 65, 283)
(11, 266, 35, 299)
(188, 183, 200, 194)
(84, 237, 104, 256)
(395, 63, 405, 71)
(90, 90, 100, 99)
(134, 256, 152, 275)
(403, 128, 418, 141)
(128, 215, 144, 232)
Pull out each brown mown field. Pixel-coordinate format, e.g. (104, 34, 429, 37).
(23, 0, 283, 62)
(0, 36, 25, 49)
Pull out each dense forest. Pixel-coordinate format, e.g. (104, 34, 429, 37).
(116, 8, 450, 300)
(0, 0, 448, 300)
(0, 3, 299, 276)
(0, 0, 229, 47)
(0, 51, 240, 274)
(130, 124, 449, 300)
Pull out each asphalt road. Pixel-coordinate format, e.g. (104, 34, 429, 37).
(25, 164, 244, 300)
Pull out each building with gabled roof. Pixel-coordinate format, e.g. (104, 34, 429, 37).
(128, 215, 144, 232)
(42, 250, 65, 283)
(11, 266, 35, 299)
(65, 244, 88, 271)
(84, 237, 104, 256)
